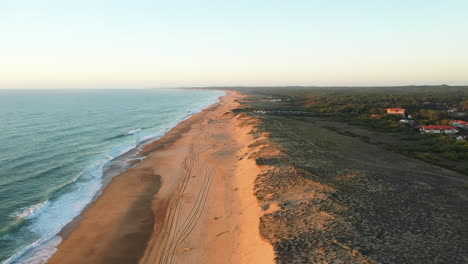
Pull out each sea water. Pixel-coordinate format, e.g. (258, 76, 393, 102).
(0, 89, 224, 263)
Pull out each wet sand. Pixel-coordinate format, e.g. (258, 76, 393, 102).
(47, 91, 274, 264)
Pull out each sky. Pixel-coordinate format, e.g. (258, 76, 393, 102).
(1, 0, 467, 89)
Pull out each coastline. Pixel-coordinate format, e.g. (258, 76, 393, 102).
(1, 90, 224, 264)
(45, 91, 275, 263)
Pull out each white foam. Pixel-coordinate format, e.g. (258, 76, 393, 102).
(14, 201, 50, 220)
(5, 237, 62, 264)
(4, 158, 106, 264)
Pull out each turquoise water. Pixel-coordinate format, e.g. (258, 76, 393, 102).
(0, 89, 223, 263)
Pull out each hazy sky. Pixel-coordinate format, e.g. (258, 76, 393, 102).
(1, 0, 467, 89)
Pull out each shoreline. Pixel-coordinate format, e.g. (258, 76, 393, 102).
(2, 91, 224, 264)
(57, 99, 218, 241)
(45, 91, 275, 263)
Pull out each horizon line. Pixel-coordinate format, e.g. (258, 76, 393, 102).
(1, 84, 468, 90)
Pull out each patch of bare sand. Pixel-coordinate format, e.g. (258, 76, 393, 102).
(139, 92, 274, 264)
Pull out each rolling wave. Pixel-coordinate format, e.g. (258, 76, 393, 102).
(14, 201, 49, 221)
(126, 128, 142, 135)
(104, 128, 144, 141)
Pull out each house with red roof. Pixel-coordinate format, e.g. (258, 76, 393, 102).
(419, 125, 458, 134)
(387, 107, 406, 116)
(451, 120, 468, 130)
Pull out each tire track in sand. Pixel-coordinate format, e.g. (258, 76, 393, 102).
(140, 131, 216, 264)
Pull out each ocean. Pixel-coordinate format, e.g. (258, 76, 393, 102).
(0, 89, 224, 263)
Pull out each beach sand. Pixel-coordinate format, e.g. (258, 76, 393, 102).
(46, 91, 274, 264)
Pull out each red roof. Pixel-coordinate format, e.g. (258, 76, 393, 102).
(451, 120, 468, 125)
(421, 125, 458, 130)
(387, 107, 406, 111)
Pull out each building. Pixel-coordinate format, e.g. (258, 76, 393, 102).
(451, 120, 468, 130)
(387, 107, 406, 116)
(419, 125, 458, 134)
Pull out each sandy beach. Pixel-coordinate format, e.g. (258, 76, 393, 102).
(46, 91, 274, 264)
